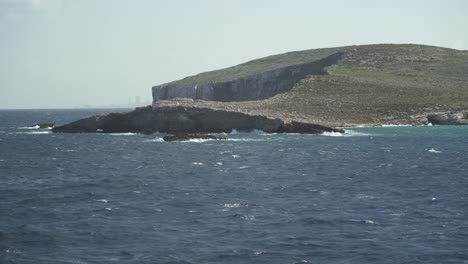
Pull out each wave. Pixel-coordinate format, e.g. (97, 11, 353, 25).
(21, 131, 51, 135)
(321, 130, 371, 137)
(230, 129, 266, 135)
(321, 131, 345, 137)
(227, 138, 265, 142)
(19, 125, 40, 130)
(145, 137, 164, 142)
(181, 138, 214, 143)
(380, 124, 412, 127)
(428, 148, 442, 153)
(108, 133, 138, 136)
(224, 203, 241, 208)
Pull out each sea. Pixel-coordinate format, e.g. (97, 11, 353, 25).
(0, 109, 467, 264)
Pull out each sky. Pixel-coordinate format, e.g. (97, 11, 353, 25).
(0, 0, 467, 109)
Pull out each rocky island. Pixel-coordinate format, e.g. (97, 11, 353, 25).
(53, 44, 468, 136)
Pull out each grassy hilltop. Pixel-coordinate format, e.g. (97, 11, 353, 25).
(163, 44, 468, 126)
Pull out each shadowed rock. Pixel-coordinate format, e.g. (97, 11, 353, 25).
(52, 102, 344, 135)
(427, 113, 468, 125)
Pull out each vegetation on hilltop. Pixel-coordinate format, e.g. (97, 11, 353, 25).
(158, 44, 468, 126)
(243, 44, 468, 125)
(170, 47, 343, 87)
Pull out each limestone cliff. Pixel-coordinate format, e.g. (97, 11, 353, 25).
(152, 52, 343, 102)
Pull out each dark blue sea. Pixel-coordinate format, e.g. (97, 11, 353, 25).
(1, 109, 467, 264)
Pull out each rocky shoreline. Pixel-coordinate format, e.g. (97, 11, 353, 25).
(52, 99, 345, 135)
(52, 97, 468, 137)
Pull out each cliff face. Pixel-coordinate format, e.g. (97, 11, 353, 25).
(52, 100, 344, 134)
(152, 52, 343, 102)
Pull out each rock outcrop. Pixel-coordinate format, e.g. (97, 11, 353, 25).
(152, 52, 343, 102)
(427, 113, 468, 125)
(52, 100, 344, 135)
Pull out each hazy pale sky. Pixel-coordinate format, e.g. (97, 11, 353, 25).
(1, 0, 467, 109)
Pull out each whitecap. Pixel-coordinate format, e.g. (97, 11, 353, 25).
(95, 199, 108, 203)
(216, 162, 223, 166)
(232, 155, 240, 158)
(355, 194, 375, 200)
(227, 138, 252, 142)
(428, 148, 442, 153)
(239, 166, 249, 169)
(109, 133, 137, 136)
(342, 130, 372, 137)
(105, 207, 112, 211)
(23, 131, 51, 135)
(230, 129, 265, 135)
(224, 203, 241, 208)
(19, 125, 40, 130)
(321, 131, 344, 137)
(146, 137, 164, 142)
(240, 214, 255, 220)
(181, 138, 213, 143)
(191, 162, 203, 165)
(350, 219, 376, 224)
(381, 124, 411, 127)
(428, 123, 433, 126)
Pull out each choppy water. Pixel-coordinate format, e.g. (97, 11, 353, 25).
(1, 109, 467, 264)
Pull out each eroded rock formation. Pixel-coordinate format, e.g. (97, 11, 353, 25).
(52, 100, 344, 134)
(427, 113, 468, 125)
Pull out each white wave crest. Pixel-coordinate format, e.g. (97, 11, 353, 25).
(23, 131, 51, 135)
(19, 125, 40, 130)
(321, 131, 345, 137)
(109, 133, 137, 136)
(227, 138, 263, 142)
(224, 203, 241, 208)
(230, 129, 265, 135)
(181, 138, 213, 143)
(146, 137, 164, 142)
(428, 148, 442, 153)
(381, 124, 412, 127)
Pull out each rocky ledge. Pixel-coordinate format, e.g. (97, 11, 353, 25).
(426, 113, 468, 125)
(52, 99, 344, 134)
